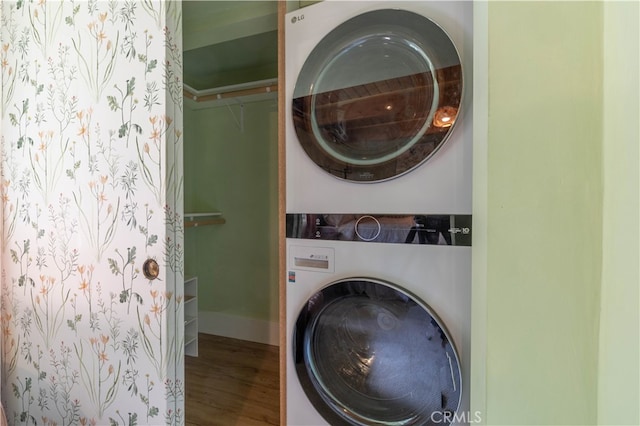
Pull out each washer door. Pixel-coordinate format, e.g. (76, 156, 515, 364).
(293, 278, 462, 425)
(292, 9, 463, 182)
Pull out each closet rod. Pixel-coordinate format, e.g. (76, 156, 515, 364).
(184, 79, 278, 103)
(184, 212, 226, 227)
(184, 217, 226, 227)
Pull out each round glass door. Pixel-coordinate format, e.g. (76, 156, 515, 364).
(293, 279, 462, 425)
(292, 9, 463, 182)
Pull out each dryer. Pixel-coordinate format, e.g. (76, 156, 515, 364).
(286, 0, 473, 214)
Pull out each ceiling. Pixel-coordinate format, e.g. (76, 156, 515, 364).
(182, 1, 279, 91)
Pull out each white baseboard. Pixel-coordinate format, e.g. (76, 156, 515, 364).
(198, 310, 280, 346)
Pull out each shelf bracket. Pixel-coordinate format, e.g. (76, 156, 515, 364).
(224, 100, 245, 133)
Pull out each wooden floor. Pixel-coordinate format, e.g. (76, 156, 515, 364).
(185, 334, 280, 426)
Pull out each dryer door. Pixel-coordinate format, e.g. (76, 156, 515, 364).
(293, 278, 462, 425)
(292, 8, 463, 182)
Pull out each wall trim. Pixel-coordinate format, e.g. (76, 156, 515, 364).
(199, 310, 280, 347)
(471, 1, 489, 423)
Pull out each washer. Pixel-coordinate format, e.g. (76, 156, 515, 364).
(286, 0, 473, 214)
(286, 214, 472, 425)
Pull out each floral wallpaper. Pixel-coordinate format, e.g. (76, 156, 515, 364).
(0, 1, 184, 425)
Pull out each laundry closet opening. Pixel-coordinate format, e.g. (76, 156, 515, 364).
(182, 1, 280, 424)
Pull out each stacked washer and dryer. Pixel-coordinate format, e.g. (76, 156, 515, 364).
(285, 1, 473, 425)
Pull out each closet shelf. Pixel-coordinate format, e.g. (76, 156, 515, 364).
(184, 276, 198, 357)
(185, 212, 226, 227)
(183, 78, 278, 103)
(185, 334, 198, 346)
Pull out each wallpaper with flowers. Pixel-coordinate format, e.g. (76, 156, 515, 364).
(0, 1, 185, 425)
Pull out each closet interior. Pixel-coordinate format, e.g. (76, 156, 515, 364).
(183, 0, 279, 345)
(182, 1, 280, 423)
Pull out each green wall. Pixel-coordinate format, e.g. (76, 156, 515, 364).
(184, 99, 279, 322)
(481, 2, 604, 424)
(598, 2, 640, 424)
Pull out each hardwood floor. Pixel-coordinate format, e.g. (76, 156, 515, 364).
(185, 334, 280, 426)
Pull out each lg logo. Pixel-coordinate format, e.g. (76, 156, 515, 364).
(290, 14, 304, 24)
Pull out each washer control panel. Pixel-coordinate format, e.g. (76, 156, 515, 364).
(286, 213, 471, 246)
